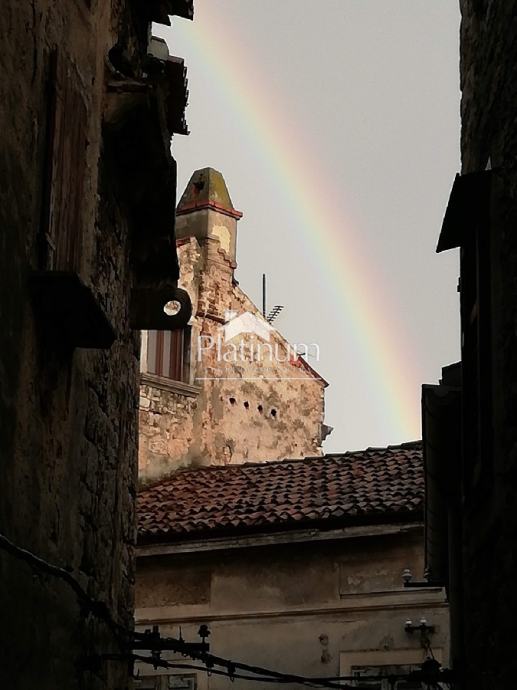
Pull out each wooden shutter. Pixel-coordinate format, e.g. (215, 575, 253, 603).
(168, 330, 184, 380)
(43, 51, 88, 272)
(147, 329, 187, 382)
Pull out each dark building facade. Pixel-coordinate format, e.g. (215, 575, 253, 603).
(0, 1, 192, 688)
(424, 1, 517, 687)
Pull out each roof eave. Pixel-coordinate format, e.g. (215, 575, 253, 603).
(437, 170, 493, 253)
(137, 509, 424, 550)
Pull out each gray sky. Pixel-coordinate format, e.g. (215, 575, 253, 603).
(156, 0, 461, 452)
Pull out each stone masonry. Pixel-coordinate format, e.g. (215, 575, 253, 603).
(0, 2, 191, 688)
(139, 169, 329, 482)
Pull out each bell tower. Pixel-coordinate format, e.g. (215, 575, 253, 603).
(175, 167, 243, 269)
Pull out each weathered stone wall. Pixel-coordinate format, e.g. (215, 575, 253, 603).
(0, 2, 160, 688)
(139, 236, 327, 481)
(135, 528, 449, 689)
(139, 380, 199, 475)
(458, 1, 517, 686)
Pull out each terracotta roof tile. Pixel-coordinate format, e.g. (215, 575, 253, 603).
(137, 442, 423, 542)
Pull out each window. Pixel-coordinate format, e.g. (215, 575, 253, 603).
(168, 675, 197, 690)
(135, 677, 159, 690)
(351, 665, 423, 690)
(146, 328, 191, 382)
(135, 675, 197, 690)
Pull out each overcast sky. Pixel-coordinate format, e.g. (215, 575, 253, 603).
(156, 0, 461, 453)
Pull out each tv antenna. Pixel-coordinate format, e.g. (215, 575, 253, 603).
(262, 274, 284, 324)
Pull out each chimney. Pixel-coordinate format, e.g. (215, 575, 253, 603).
(176, 168, 242, 269)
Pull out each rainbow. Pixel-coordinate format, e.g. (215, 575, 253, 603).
(162, 2, 422, 440)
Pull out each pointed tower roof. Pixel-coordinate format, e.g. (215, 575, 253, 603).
(176, 168, 243, 220)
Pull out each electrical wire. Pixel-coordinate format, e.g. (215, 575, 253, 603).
(174, 647, 345, 688)
(0, 532, 353, 688)
(110, 654, 369, 689)
(0, 530, 453, 689)
(0, 531, 130, 645)
(107, 656, 316, 684)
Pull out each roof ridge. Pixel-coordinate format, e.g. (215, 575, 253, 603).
(138, 441, 423, 492)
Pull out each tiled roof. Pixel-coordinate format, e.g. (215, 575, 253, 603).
(137, 442, 423, 543)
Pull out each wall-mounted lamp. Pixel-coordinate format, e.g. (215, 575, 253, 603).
(404, 618, 436, 635)
(402, 568, 413, 585)
(402, 567, 443, 589)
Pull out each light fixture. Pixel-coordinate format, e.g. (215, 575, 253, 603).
(402, 568, 413, 585)
(404, 619, 436, 635)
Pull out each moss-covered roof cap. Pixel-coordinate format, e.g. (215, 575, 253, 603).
(177, 168, 243, 220)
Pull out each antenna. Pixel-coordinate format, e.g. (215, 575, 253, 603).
(262, 274, 284, 324)
(262, 273, 266, 317)
(267, 305, 284, 324)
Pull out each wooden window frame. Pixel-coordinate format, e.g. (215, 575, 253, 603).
(146, 327, 191, 383)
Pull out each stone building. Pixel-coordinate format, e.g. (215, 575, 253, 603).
(0, 2, 192, 689)
(135, 442, 449, 689)
(139, 168, 330, 482)
(422, 1, 517, 687)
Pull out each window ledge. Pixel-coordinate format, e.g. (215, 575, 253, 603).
(140, 372, 201, 397)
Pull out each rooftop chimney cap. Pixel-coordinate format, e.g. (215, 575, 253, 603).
(177, 168, 243, 220)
